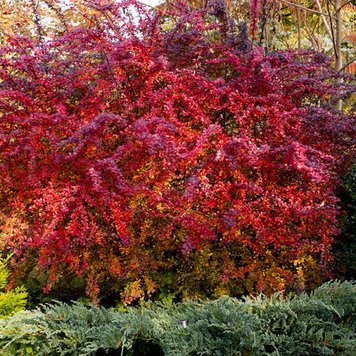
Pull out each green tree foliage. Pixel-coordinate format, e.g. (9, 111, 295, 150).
(0, 257, 27, 319)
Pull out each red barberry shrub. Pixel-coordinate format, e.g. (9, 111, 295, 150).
(0, 0, 354, 303)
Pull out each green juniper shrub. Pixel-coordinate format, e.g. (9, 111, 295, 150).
(0, 281, 355, 355)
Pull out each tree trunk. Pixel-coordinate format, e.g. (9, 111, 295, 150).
(335, 0, 343, 72)
(335, 0, 343, 110)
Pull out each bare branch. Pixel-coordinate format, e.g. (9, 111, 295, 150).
(340, 57, 356, 71)
(326, 0, 337, 60)
(279, 0, 336, 19)
(31, 0, 44, 42)
(43, 0, 69, 33)
(315, 0, 334, 40)
(340, 0, 353, 10)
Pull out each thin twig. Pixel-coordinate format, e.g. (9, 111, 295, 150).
(43, 0, 69, 33)
(339, 57, 356, 71)
(315, 0, 334, 40)
(279, 0, 336, 19)
(339, 0, 353, 10)
(326, 0, 337, 61)
(31, 0, 44, 43)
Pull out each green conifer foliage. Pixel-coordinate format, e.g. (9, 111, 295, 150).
(0, 257, 27, 319)
(0, 281, 354, 355)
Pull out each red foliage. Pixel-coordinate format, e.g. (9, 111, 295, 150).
(0, 0, 354, 301)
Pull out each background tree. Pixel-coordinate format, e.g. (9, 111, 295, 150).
(166, 0, 355, 73)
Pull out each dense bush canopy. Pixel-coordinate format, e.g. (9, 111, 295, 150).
(0, 0, 354, 302)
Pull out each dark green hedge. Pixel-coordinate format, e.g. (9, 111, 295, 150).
(0, 280, 355, 355)
(334, 164, 356, 280)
